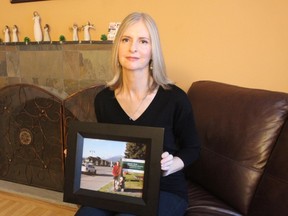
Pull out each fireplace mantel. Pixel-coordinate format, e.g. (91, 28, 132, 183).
(0, 41, 113, 99)
(0, 42, 113, 192)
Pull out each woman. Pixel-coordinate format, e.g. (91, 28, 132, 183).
(12, 25, 18, 43)
(82, 21, 95, 41)
(4, 25, 10, 43)
(112, 161, 123, 192)
(43, 24, 51, 42)
(33, 11, 42, 42)
(76, 12, 200, 216)
(72, 23, 79, 41)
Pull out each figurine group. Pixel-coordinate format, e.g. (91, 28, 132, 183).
(3, 25, 19, 43)
(70, 21, 95, 42)
(2, 11, 97, 43)
(33, 11, 96, 42)
(32, 11, 51, 42)
(2, 11, 50, 43)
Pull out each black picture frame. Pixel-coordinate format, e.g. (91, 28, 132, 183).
(10, 0, 45, 3)
(63, 122, 164, 216)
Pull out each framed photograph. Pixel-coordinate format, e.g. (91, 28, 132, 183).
(107, 22, 121, 41)
(64, 122, 164, 216)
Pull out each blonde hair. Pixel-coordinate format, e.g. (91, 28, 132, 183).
(107, 12, 173, 90)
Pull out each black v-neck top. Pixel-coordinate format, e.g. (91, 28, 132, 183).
(94, 84, 200, 200)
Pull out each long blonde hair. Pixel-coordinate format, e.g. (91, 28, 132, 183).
(107, 12, 173, 91)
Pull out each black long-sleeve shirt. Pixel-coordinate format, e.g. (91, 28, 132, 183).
(94, 84, 200, 201)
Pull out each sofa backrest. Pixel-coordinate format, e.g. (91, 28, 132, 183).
(186, 81, 288, 215)
(248, 117, 288, 215)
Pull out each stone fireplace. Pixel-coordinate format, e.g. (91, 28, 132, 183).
(0, 42, 112, 192)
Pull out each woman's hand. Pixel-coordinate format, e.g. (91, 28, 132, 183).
(161, 152, 184, 177)
(64, 149, 67, 158)
(161, 152, 173, 171)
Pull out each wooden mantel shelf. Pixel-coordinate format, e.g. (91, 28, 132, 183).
(0, 40, 113, 46)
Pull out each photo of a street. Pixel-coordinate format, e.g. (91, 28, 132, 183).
(80, 166, 113, 191)
(79, 138, 146, 198)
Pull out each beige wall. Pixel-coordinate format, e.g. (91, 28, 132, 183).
(1, 0, 288, 92)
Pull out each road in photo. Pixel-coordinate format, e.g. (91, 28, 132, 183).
(80, 138, 145, 198)
(80, 166, 113, 191)
(80, 165, 143, 197)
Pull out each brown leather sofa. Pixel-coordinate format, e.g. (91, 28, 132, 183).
(185, 81, 288, 216)
(63, 81, 288, 215)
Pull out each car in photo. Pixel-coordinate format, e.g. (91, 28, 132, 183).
(86, 164, 97, 174)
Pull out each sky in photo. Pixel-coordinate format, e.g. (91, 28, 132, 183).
(82, 138, 127, 159)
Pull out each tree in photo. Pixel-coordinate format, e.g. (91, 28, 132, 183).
(124, 142, 146, 159)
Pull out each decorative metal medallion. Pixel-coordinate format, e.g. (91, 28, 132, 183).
(19, 128, 33, 145)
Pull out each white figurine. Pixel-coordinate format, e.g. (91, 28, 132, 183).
(12, 25, 19, 42)
(72, 23, 79, 41)
(82, 21, 95, 41)
(3, 25, 10, 43)
(43, 24, 51, 42)
(33, 11, 42, 42)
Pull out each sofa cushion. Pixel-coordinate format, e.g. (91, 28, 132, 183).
(186, 181, 241, 216)
(186, 81, 288, 214)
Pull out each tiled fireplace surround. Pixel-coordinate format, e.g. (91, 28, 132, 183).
(0, 42, 112, 192)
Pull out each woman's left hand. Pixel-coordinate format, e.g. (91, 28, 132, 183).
(161, 152, 184, 177)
